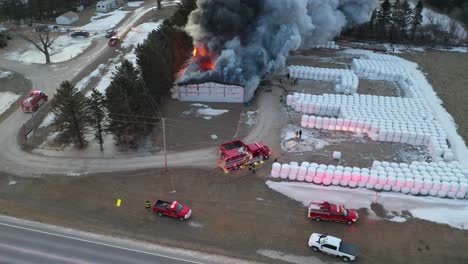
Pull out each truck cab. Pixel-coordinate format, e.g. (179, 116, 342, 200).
(308, 201, 359, 225)
(152, 200, 192, 221)
(308, 233, 359, 262)
(218, 139, 271, 172)
(21, 90, 48, 112)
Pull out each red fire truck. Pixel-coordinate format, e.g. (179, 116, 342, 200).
(218, 139, 271, 172)
(307, 201, 359, 225)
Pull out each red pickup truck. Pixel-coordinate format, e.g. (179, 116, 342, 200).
(152, 200, 192, 221)
(308, 201, 359, 225)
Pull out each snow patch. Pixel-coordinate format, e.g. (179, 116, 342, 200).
(188, 222, 204, 228)
(6, 35, 92, 64)
(257, 249, 327, 264)
(0, 92, 21, 115)
(76, 64, 106, 92)
(86, 58, 120, 97)
(210, 134, 218, 140)
(39, 113, 56, 128)
(0, 71, 13, 79)
(122, 21, 162, 49)
(281, 124, 329, 152)
(245, 111, 256, 126)
(78, 10, 130, 31)
(183, 104, 229, 120)
(8, 180, 16, 186)
(266, 181, 468, 230)
(127, 1, 144, 7)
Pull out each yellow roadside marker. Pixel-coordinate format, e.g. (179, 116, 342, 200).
(116, 198, 122, 207)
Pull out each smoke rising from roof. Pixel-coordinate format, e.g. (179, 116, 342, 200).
(180, 0, 377, 101)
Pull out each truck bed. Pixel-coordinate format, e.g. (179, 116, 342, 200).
(340, 241, 359, 256)
(154, 200, 170, 210)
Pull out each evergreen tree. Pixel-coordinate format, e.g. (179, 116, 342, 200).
(88, 88, 106, 151)
(390, 0, 402, 41)
(105, 60, 155, 146)
(376, 0, 392, 39)
(51, 81, 91, 148)
(411, 0, 424, 40)
(399, 0, 413, 38)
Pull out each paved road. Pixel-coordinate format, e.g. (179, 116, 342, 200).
(0, 216, 252, 264)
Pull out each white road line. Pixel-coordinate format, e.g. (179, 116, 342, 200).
(0, 221, 206, 264)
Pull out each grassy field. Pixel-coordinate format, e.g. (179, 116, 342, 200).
(400, 50, 468, 144)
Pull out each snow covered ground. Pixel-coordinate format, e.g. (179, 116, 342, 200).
(78, 10, 130, 32)
(127, 1, 144, 7)
(0, 70, 14, 79)
(281, 124, 328, 152)
(182, 104, 229, 120)
(6, 35, 93, 65)
(267, 181, 468, 230)
(39, 113, 56, 128)
(86, 58, 121, 97)
(76, 64, 106, 92)
(122, 21, 162, 49)
(0, 92, 20, 115)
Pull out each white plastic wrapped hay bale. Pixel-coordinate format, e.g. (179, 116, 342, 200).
(401, 187, 411, 194)
(447, 191, 456, 199)
(420, 189, 429, 196)
(383, 185, 392, 191)
(322, 177, 332, 186)
(340, 179, 349, 187)
(440, 181, 451, 192)
(313, 176, 323, 184)
(271, 162, 281, 178)
(414, 179, 423, 189)
(351, 171, 361, 182)
(342, 170, 352, 181)
(393, 177, 406, 188)
(316, 168, 326, 178)
(377, 175, 388, 186)
(280, 164, 290, 179)
(315, 117, 323, 129)
(405, 178, 414, 188)
(294, 101, 302, 112)
(333, 151, 342, 160)
(392, 185, 401, 192)
(301, 115, 309, 128)
(431, 180, 441, 191)
(368, 174, 378, 184)
(333, 170, 343, 181)
(429, 189, 438, 196)
(348, 181, 358, 188)
(437, 190, 447, 198)
(286, 95, 293, 106)
(288, 164, 299, 180)
(410, 188, 420, 195)
(372, 160, 382, 170)
(305, 167, 316, 182)
(332, 178, 341, 185)
(449, 182, 459, 193)
(374, 184, 383, 191)
(360, 172, 369, 183)
(423, 179, 433, 190)
(297, 166, 308, 181)
(308, 116, 316, 128)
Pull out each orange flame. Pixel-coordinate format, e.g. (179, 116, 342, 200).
(193, 48, 197, 57)
(192, 46, 215, 71)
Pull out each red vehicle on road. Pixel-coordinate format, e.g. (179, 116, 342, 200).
(108, 36, 120, 47)
(152, 200, 192, 221)
(308, 201, 359, 225)
(218, 139, 271, 172)
(21, 90, 48, 112)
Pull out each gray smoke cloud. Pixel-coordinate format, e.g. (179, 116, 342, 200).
(180, 0, 377, 101)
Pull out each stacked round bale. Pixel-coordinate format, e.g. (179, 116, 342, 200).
(287, 66, 359, 95)
(351, 58, 408, 81)
(271, 161, 468, 199)
(288, 92, 452, 162)
(312, 41, 339, 49)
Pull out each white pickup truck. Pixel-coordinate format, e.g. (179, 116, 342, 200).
(308, 233, 359, 262)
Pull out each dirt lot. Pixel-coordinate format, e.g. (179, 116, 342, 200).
(1, 169, 467, 264)
(400, 50, 468, 144)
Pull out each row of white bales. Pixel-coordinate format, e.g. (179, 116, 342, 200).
(278, 53, 467, 199)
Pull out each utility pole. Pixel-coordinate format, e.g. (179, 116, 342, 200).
(162, 117, 175, 194)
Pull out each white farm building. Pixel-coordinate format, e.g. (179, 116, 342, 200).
(172, 82, 245, 103)
(96, 0, 126, 13)
(55, 11, 79, 25)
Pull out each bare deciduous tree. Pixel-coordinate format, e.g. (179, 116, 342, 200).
(20, 28, 58, 64)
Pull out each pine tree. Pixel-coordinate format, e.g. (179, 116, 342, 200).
(51, 81, 91, 149)
(411, 0, 424, 40)
(390, 0, 402, 41)
(105, 60, 155, 146)
(376, 0, 392, 39)
(399, 0, 413, 39)
(88, 88, 106, 152)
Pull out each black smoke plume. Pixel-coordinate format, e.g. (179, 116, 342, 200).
(180, 0, 377, 100)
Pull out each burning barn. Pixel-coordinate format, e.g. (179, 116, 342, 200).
(172, 0, 377, 103)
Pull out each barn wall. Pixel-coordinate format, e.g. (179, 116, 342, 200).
(172, 82, 245, 103)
